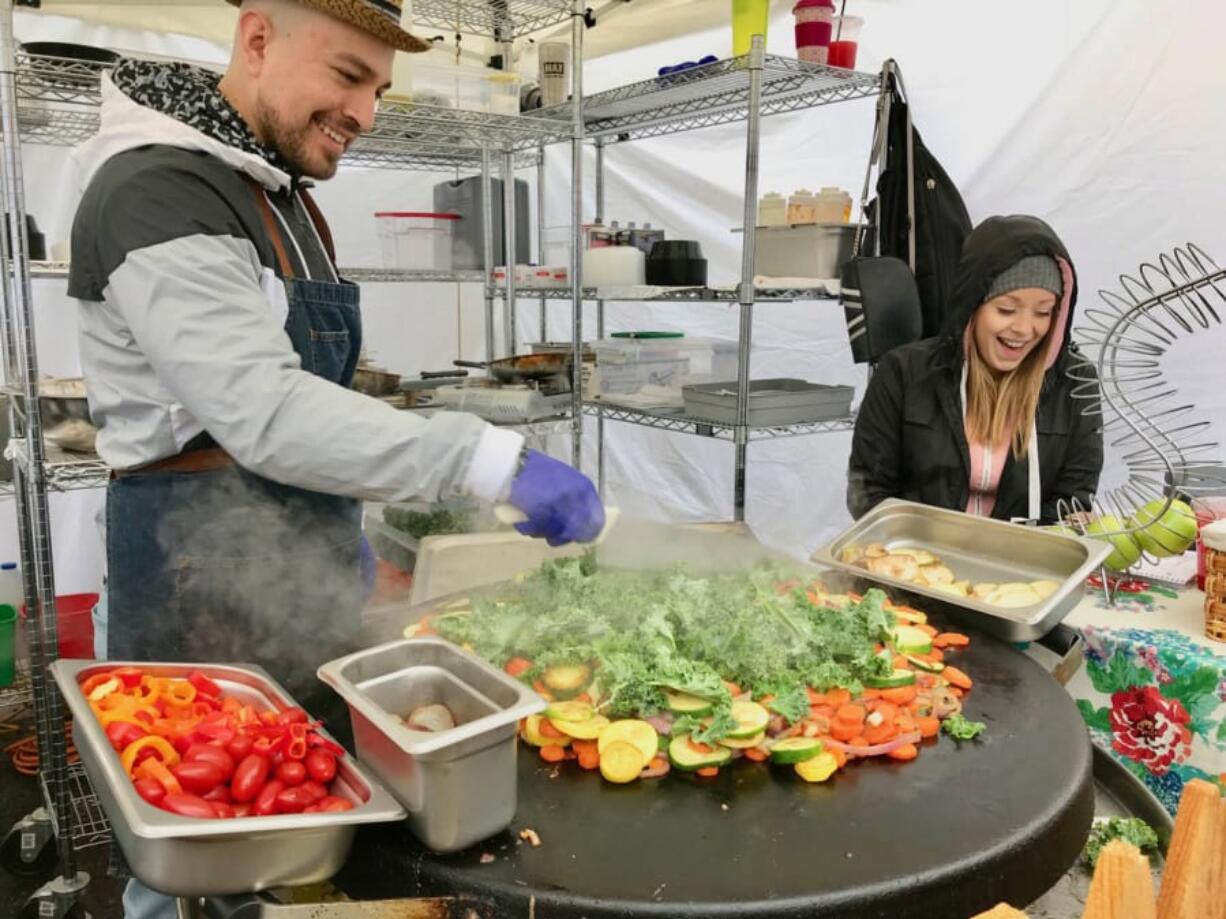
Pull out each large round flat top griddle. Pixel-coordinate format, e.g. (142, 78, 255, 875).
(335, 629, 1094, 918)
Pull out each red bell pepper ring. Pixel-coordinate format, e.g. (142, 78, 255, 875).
(111, 666, 145, 688)
(285, 723, 309, 761)
(196, 722, 236, 744)
(186, 670, 222, 699)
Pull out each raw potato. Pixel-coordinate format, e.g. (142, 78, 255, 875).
(864, 542, 889, 559)
(406, 703, 456, 732)
(892, 547, 939, 566)
(985, 583, 1044, 609)
(866, 554, 920, 581)
(971, 582, 999, 599)
(917, 563, 955, 586)
(1030, 579, 1060, 600)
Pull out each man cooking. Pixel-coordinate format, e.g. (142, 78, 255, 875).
(69, 0, 600, 734)
(70, 0, 600, 913)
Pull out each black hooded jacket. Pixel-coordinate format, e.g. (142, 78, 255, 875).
(846, 216, 1103, 523)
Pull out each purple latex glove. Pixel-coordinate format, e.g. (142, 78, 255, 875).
(358, 533, 377, 603)
(507, 449, 604, 546)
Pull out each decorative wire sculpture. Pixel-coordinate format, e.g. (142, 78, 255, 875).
(1062, 243, 1224, 600)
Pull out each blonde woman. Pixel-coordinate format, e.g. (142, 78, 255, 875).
(847, 215, 1102, 523)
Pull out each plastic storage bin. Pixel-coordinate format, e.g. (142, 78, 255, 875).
(484, 72, 522, 115)
(408, 61, 487, 111)
(589, 337, 737, 399)
(376, 212, 457, 270)
(683, 379, 854, 425)
(753, 222, 859, 278)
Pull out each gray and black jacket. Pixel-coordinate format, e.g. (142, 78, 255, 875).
(69, 60, 521, 502)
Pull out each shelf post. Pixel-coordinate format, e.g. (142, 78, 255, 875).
(732, 36, 766, 522)
(594, 137, 606, 495)
(0, 0, 83, 889)
(480, 148, 496, 364)
(568, 0, 585, 469)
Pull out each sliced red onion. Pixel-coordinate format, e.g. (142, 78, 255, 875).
(640, 758, 671, 780)
(644, 714, 672, 736)
(821, 731, 922, 758)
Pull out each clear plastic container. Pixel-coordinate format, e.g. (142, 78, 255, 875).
(408, 62, 490, 112)
(758, 192, 788, 227)
(814, 187, 853, 223)
(787, 189, 819, 224)
(485, 72, 522, 116)
(375, 212, 458, 270)
(590, 337, 737, 399)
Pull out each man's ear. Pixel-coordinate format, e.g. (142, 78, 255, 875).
(234, 8, 276, 76)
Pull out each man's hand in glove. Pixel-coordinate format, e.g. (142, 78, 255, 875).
(507, 449, 604, 546)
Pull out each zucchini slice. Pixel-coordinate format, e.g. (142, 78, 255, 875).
(552, 714, 609, 740)
(667, 734, 733, 772)
(904, 653, 945, 673)
(717, 731, 766, 750)
(890, 626, 933, 655)
(597, 719, 659, 763)
(726, 700, 771, 739)
(794, 751, 840, 783)
(599, 741, 646, 784)
(865, 668, 918, 689)
(542, 663, 592, 699)
(544, 700, 595, 723)
(663, 690, 715, 718)
(769, 737, 823, 764)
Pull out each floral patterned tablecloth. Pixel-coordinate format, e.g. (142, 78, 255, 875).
(1063, 577, 1226, 815)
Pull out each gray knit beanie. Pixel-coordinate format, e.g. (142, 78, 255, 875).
(985, 255, 1063, 302)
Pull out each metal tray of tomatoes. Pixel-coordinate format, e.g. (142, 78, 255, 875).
(50, 659, 405, 897)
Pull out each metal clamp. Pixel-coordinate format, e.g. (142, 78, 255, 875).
(1035, 623, 1084, 687)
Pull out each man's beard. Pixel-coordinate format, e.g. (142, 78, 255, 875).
(255, 102, 340, 180)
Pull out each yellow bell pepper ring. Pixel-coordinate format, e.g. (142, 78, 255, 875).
(86, 676, 121, 703)
(161, 680, 198, 708)
(119, 735, 180, 776)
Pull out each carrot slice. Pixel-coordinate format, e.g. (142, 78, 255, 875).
(863, 722, 897, 745)
(538, 718, 565, 739)
(880, 685, 918, 706)
(577, 750, 600, 770)
(917, 716, 941, 739)
(504, 657, 534, 678)
(895, 715, 917, 735)
(916, 624, 939, 637)
(825, 743, 847, 769)
(806, 688, 826, 705)
(887, 742, 918, 761)
(571, 739, 598, 757)
(743, 747, 768, 763)
(826, 688, 852, 708)
(687, 738, 715, 755)
(934, 632, 970, 648)
(870, 701, 899, 723)
(835, 704, 866, 725)
(830, 720, 860, 742)
(695, 766, 720, 778)
(539, 744, 567, 763)
(944, 666, 973, 690)
(848, 735, 869, 749)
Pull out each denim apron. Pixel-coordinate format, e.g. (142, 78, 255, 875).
(105, 181, 363, 712)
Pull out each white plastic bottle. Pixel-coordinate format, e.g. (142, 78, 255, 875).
(0, 562, 23, 612)
(757, 192, 788, 227)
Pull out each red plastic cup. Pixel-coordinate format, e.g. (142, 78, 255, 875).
(794, 21, 833, 63)
(828, 14, 862, 68)
(1193, 497, 1226, 590)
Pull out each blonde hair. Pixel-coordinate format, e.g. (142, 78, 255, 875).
(964, 318, 1053, 458)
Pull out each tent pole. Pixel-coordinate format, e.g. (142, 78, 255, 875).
(568, 0, 585, 469)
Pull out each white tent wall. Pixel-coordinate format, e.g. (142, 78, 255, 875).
(3, 1, 1224, 590)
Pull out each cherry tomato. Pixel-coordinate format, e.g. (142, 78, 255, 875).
(133, 778, 166, 807)
(225, 734, 254, 761)
(253, 780, 285, 817)
(211, 802, 235, 819)
(105, 721, 148, 753)
(304, 750, 336, 784)
(276, 761, 307, 787)
(170, 761, 224, 796)
(160, 793, 219, 819)
(274, 786, 316, 814)
(275, 707, 308, 726)
(316, 796, 354, 812)
(231, 803, 253, 818)
(299, 780, 328, 801)
(202, 785, 232, 804)
(183, 743, 236, 782)
(230, 754, 270, 803)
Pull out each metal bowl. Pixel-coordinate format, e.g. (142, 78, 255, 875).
(10, 379, 97, 452)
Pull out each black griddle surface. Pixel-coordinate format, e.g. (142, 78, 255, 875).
(335, 629, 1093, 918)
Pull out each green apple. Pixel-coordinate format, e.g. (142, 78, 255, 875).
(1129, 498, 1198, 558)
(1084, 516, 1143, 571)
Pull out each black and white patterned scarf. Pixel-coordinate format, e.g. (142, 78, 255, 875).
(110, 57, 295, 177)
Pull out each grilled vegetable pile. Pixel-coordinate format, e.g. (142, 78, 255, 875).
(426, 558, 984, 784)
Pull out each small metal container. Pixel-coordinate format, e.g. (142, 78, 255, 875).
(813, 498, 1113, 641)
(50, 659, 405, 897)
(751, 222, 860, 277)
(318, 637, 545, 852)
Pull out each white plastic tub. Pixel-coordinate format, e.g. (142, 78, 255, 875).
(375, 212, 458, 270)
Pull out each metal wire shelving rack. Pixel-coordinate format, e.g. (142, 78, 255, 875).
(572, 45, 884, 517)
(0, 1, 587, 915)
(1059, 242, 1224, 600)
